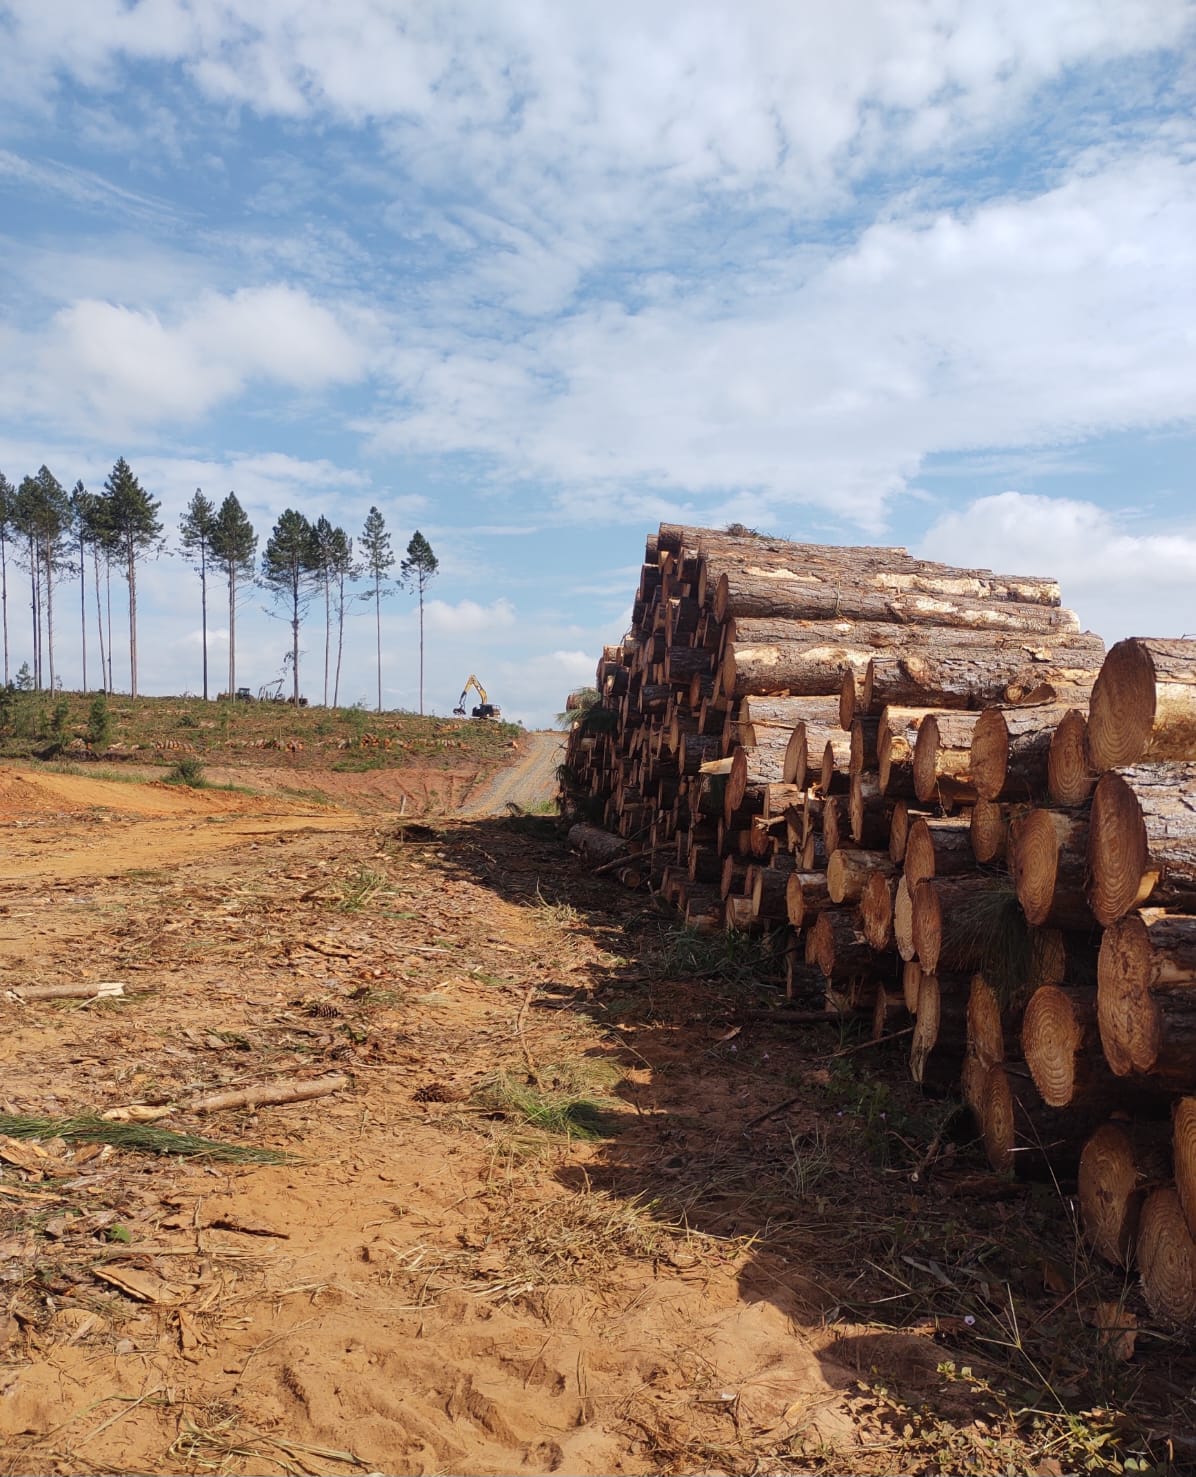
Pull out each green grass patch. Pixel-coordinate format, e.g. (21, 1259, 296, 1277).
(0, 1112, 292, 1163)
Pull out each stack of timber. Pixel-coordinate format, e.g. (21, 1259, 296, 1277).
(563, 529, 1196, 1330)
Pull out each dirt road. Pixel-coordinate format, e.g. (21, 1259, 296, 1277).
(458, 729, 565, 816)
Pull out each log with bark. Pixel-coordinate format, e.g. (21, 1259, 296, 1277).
(893, 876, 917, 962)
(877, 706, 932, 797)
(903, 815, 975, 889)
(786, 870, 833, 929)
(713, 567, 1077, 630)
(1088, 638, 1196, 772)
(1009, 808, 1095, 931)
(1087, 763, 1196, 923)
(1020, 984, 1118, 1108)
(190, 1075, 348, 1113)
(911, 876, 1019, 978)
(567, 823, 627, 867)
(750, 860, 794, 923)
(788, 722, 851, 791)
(912, 712, 984, 804)
(975, 1062, 1102, 1179)
(726, 744, 787, 809)
(827, 848, 897, 904)
(858, 639, 1102, 718)
(809, 908, 877, 981)
(970, 702, 1086, 804)
(1174, 1097, 1196, 1242)
(1097, 911, 1196, 1081)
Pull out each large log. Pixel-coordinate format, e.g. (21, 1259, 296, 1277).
(876, 706, 938, 797)
(1087, 764, 1196, 923)
(975, 1062, 1103, 1179)
(1078, 1122, 1169, 1268)
(713, 568, 1078, 631)
(1097, 911, 1196, 1081)
(785, 870, 832, 929)
(1009, 808, 1095, 930)
(912, 876, 1016, 977)
(970, 703, 1081, 803)
(1021, 984, 1105, 1107)
(1175, 1098, 1196, 1242)
(809, 908, 877, 981)
(912, 712, 984, 804)
(567, 823, 626, 866)
(903, 815, 974, 889)
(1138, 1187, 1196, 1328)
(858, 640, 1102, 718)
(1088, 638, 1196, 771)
(788, 721, 850, 791)
(827, 848, 896, 904)
(1047, 708, 1095, 808)
(726, 744, 786, 809)
(848, 770, 889, 847)
(740, 695, 840, 732)
(910, 971, 969, 1087)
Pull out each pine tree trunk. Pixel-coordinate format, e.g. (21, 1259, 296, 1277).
(418, 580, 425, 715)
(29, 539, 40, 688)
(334, 572, 345, 708)
(127, 542, 137, 698)
(323, 573, 330, 706)
(1, 533, 7, 685)
(291, 575, 300, 704)
(375, 571, 382, 713)
(105, 559, 114, 692)
(200, 548, 208, 701)
(78, 530, 87, 693)
(93, 547, 106, 693)
(44, 547, 54, 692)
(228, 567, 237, 696)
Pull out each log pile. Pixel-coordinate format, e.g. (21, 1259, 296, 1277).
(562, 528, 1196, 1328)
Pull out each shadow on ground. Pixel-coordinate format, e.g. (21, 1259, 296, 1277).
(394, 810, 1196, 1475)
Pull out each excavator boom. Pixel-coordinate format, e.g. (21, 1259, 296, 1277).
(453, 674, 501, 720)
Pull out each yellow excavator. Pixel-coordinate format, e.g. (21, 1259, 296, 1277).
(454, 675, 502, 720)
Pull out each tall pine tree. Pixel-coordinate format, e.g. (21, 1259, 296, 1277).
(209, 493, 257, 699)
(179, 489, 218, 700)
(401, 531, 438, 716)
(261, 509, 316, 705)
(103, 458, 163, 697)
(359, 506, 395, 713)
(0, 472, 13, 687)
(329, 527, 354, 709)
(70, 481, 93, 693)
(309, 515, 343, 707)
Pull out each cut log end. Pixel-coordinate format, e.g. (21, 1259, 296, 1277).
(1021, 984, 1084, 1107)
(1139, 1187, 1196, 1328)
(1048, 708, 1094, 807)
(1078, 1124, 1142, 1267)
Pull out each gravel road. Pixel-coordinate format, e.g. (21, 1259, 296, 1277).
(458, 730, 566, 816)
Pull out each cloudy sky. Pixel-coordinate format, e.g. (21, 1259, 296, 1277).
(0, 1, 1193, 725)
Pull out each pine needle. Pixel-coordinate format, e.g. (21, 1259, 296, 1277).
(0, 1113, 293, 1163)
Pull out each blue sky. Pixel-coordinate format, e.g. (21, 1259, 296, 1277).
(0, 1, 1193, 726)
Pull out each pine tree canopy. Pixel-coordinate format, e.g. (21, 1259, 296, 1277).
(210, 493, 258, 575)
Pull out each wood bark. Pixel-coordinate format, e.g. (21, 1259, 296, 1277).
(567, 824, 627, 866)
(1088, 638, 1196, 772)
(1097, 911, 1196, 1081)
(787, 721, 849, 790)
(1047, 708, 1095, 808)
(1087, 763, 1196, 924)
(713, 568, 1077, 630)
(877, 706, 935, 797)
(190, 1075, 347, 1113)
(976, 1062, 1104, 1179)
(740, 695, 840, 732)
(1174, 1097, 1196, 1243)
(861, 641, 1102, 716)
(1009, 808, 1095, 930)
(750, 858, 795, 922)
(970, 703, 1080, 803)
(727, 744, 786, 809)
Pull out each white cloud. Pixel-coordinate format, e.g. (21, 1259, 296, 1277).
(0, 285, 372, 433)
(919, 491, 1196, 641)
(423, 597, 516, 634)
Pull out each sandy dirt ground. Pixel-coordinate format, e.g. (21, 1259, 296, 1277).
(458, 732, 566, 817)
(1, 754, 1192, 1475)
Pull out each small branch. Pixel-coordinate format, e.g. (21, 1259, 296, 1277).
(188, 1074, 348, 1114)
(6, 982, 125, 1002)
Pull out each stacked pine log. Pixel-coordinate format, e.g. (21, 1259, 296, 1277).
(563, 524, 1196, 1330)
